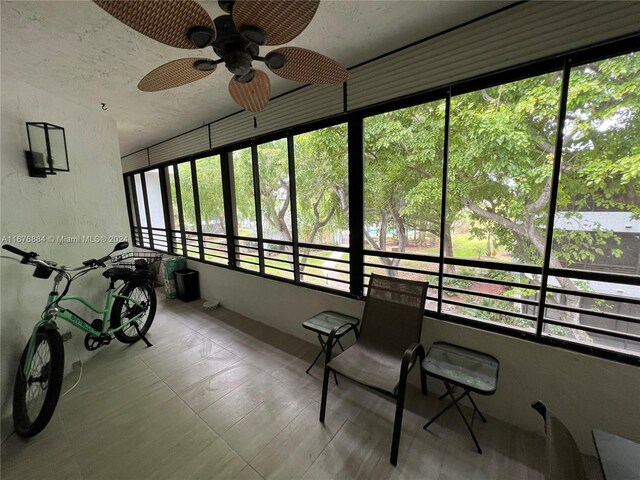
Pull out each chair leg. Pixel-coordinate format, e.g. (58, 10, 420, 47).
(420, 365, 427, 395)
(390, 390, 406, 466)
(319, 365, 331, 423)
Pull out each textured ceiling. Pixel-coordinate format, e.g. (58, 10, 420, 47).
(1, 0, 510, 156)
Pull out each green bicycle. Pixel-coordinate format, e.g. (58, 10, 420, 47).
(2, 242, 160, 438)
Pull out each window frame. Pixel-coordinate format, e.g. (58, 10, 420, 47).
(122, 35, 640, 366)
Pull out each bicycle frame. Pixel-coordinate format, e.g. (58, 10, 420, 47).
(22, 272, 148, 378)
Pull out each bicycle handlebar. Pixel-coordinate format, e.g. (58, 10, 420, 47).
(2, 244, 112, 271)
(2, 244, 35, 263)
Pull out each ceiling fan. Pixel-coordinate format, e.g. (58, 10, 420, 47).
(94, 0, 349, 112)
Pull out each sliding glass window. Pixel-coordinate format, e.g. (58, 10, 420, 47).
(176, 162, 199, 259)
(295, 124, 350, 292)
(196, 155, 227, 265)
(232, 147, 260, 272)
(258, 139, 294, 280)
(444, 72, 562, 331)
(165, 165, 184, 255)
(546, 52, 640, 354)
(363, 101, 445, 309)
(133, 174, 150, 248)
(143, 169, 168, 251)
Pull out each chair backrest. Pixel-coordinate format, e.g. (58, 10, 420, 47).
(359, 274, 428, 357)
(531, 401, 587, 480)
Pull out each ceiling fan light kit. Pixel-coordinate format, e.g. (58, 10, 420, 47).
(94, 0, 349, 112)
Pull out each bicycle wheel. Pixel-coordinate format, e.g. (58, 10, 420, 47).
(111, 281, 157, 343)
(13, 328, 64, 437)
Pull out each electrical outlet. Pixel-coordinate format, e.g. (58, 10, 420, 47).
(61, 331, 72, 342)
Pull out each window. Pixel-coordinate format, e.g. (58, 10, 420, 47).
(363, 101, 445, 308)
(133, 174, 150, 248)
(144, 169, 168, 251)
(444, 72, 562, 330)
(196, 156, 227, 265)
(232, 147, 260, 272)
(165, 165, 184, 255)
(546, 52, 640, 353)
(295, 124, 350, 291)
(126, 176, 141, 245)
(177, 162, 199, 259)
(257, 139, 294, 280)
(121, 44, 640, 363)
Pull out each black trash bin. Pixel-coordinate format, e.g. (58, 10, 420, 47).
(174, 269, 200, 302)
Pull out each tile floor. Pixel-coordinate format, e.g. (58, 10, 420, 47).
(1, 292, 600, 479)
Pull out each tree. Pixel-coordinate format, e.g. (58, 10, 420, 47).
(363, 100, 450, 274)
(448, 53, 639, 338)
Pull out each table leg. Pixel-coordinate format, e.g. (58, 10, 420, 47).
(423, 383, 483, 454)
(305, 333, 338, 385)
(468, 393, 487, 423)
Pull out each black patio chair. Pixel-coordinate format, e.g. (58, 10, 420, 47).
(319, 273, 429, 465)
(532, 401, 587, 480)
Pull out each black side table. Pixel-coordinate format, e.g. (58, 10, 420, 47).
(303, 311, 360, 384)
(422, 342, 500, 454)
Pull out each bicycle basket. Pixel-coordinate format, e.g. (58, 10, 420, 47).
(112, 252, 163, 270)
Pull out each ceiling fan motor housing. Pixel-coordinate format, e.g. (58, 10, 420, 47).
(209, 14, 262, 77)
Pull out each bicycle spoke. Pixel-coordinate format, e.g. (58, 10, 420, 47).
(25, 341, 49, 421)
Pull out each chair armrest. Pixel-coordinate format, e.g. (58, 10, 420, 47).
(400, 343, 426, 377)
(396, 343, 426, 396)
(325, 323, 358, 364)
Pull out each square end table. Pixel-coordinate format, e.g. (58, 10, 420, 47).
(422, 341, 500, 454)
(303, 311, 360, 383)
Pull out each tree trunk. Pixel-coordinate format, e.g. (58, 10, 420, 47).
(464, 197, 591, 343)
(444, 227, 456, 274)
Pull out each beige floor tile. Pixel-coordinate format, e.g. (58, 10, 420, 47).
(141, 338, 225, 379)
(70, 396, 217, 480)
(234, 465, 264, 480)
(165, 437, 247, 480)
(251, 401, 347, 480)
(302, 420, 388, 480)
(179, 361, 262, 412)
(59, 368, 164, 431)
(223, 395, 311, 462)
(162, 349, 242, 393)
(1, 427, 82, 480)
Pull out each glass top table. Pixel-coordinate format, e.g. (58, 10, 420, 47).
(302, 311, 360, 382)
(423, 342, 499, 395)
(422, 342, 500, 454)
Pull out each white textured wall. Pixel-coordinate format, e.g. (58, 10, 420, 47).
(185, 260, 640, 455)
(0, 76, 129, 439)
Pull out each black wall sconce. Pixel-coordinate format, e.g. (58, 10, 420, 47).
(25, 122, 69, 177)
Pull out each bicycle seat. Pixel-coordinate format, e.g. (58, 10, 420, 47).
(102, 267, 133, 281)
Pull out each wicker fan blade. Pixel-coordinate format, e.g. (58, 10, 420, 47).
(229, 70, 271, 112)
(138, 58, 216, 92)
(232, 0, 319, 46)
(94, 0, 214, 49)
(266, 47, 348, 84)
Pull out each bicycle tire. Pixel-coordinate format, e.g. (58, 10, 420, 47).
(111, 281, 157, 343)
(13, 328, 64, 437)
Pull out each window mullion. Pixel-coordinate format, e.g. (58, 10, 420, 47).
(251, 144, 265, 275)
(173, 164, 188, 257)
(437, 89, 452, 315)
(535, 59, 572, 340)
(220, 151, 237, 268)
(158, 167, 173, 253)
(348, 118, 364, 297)
(190, 159, 205, 261)
(140, 172, 154, 250)
(287, 135, 300, 282)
